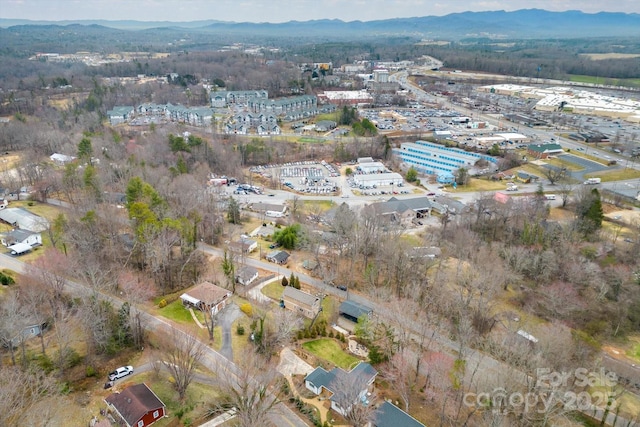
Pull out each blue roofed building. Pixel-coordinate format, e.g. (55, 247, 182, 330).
(339, 300, 373, 323)
(393, 140, 497, 179)
(373, 401, 425, 427)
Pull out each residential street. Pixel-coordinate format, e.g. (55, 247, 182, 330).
(0, 253, 309, 427)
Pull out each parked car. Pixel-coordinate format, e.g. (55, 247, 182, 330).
(336, 285, 347, 291)
(108, 365, 133, 381)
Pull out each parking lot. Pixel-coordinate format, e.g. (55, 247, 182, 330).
(251, 161, 341, 195)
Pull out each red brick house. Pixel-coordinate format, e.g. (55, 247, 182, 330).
(105, 383, 166, 427)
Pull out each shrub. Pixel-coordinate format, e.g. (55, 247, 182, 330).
(328, 330, 334, 338)
(0, 271, 15, 286)
(158, 299, 167, 308)
(86, 365, 97, 377)
(236, 325, 245, 335)
(240, 303, 253, 317)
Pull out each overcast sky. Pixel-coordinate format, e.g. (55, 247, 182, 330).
(2, 0, 639, 23)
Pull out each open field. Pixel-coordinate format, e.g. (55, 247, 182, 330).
(302, 338, 361, 370)
(568, 73, 640, 88)
(585, 168, 640, 182)
(445, 178, 505, 193)
(579, 53, 640, 61)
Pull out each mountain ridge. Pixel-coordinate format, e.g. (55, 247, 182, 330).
(1, 9, 639, 40)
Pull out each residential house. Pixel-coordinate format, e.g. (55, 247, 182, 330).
(180, 281, 232, 315)
(0, 208, 50, 232)
(282, 286, 320, 318)
(229, 237, 257, 254)
(305, 362, 378, 417)
(1, 228, 42, 247)
(526, 143, 563, 159)
(236, 266, 259, 286)
(105, 383, 166, 427)
(266, 250, 290, 265)
(372, 401, 425, 427)
(515, 170, 540, 184)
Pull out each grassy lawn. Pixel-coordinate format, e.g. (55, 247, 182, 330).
(584, 168, 640, 182)
(261, 280, 285, 300)
(400, 234, 423, 247)
(158, 299, 202, 324)
(298, 137, 326, 144)
(302, 199, 335, 213)
(625, 337, 640, 362)
(446, 178, 505, 193)
(568, 74, 640, 88)
(302, 338, 361, 370)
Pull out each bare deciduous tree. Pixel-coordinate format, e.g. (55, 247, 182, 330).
(210, 351, 284, 427)
(0, 366, 61, 427)
(161, 328, 205, 401)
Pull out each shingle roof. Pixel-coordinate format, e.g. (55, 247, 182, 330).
(283, 286, 318, 307)
(181, 281, 231, 306)
(339, 300, 373, 320)
(374, 401, 425, 427)
(0, 208, 50, 232)
(305, 362, 378, 403)
(105, 383, 165, 427)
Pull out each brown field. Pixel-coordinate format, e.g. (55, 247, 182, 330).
(580, 53, 640, 61)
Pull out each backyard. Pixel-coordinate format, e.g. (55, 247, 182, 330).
(302, 338, 361, 370)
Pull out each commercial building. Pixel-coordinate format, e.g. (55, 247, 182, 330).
(393, 140, 497, 183)
(352, 172, 404, 187)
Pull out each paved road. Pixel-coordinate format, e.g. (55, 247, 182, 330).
(198, 244, 640, 427)
(0, 253, 309, 427)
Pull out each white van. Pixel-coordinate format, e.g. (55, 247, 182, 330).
(545, 194, 556, 200)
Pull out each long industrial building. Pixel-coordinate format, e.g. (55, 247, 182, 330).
(393, 140, 497, 183)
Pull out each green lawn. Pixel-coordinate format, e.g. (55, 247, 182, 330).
(158, 299, 203, 324)
(302, 338, 361, 370)
(444, 178, 505, 193)
(298, 137, 325, 144)
(261, 280, 285, 300)
(302, 199, 335, 213)
(584, 168, 640, 182)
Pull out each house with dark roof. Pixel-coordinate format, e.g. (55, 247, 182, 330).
(373, 401, 425, 427)
(527, 143, 563, 159)
(180, 281, 232, 315)
(515, 170, 540, 183)
(105, 383, 166, 427)
(339, 300, 373, 323)
(236, 266, 259, 286)
(282, 286, 320, 318)
(305, 362, 378, 417)
(266, 250, 290, 265)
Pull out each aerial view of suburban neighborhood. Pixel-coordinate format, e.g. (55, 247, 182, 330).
(2, 2, 640, 426)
